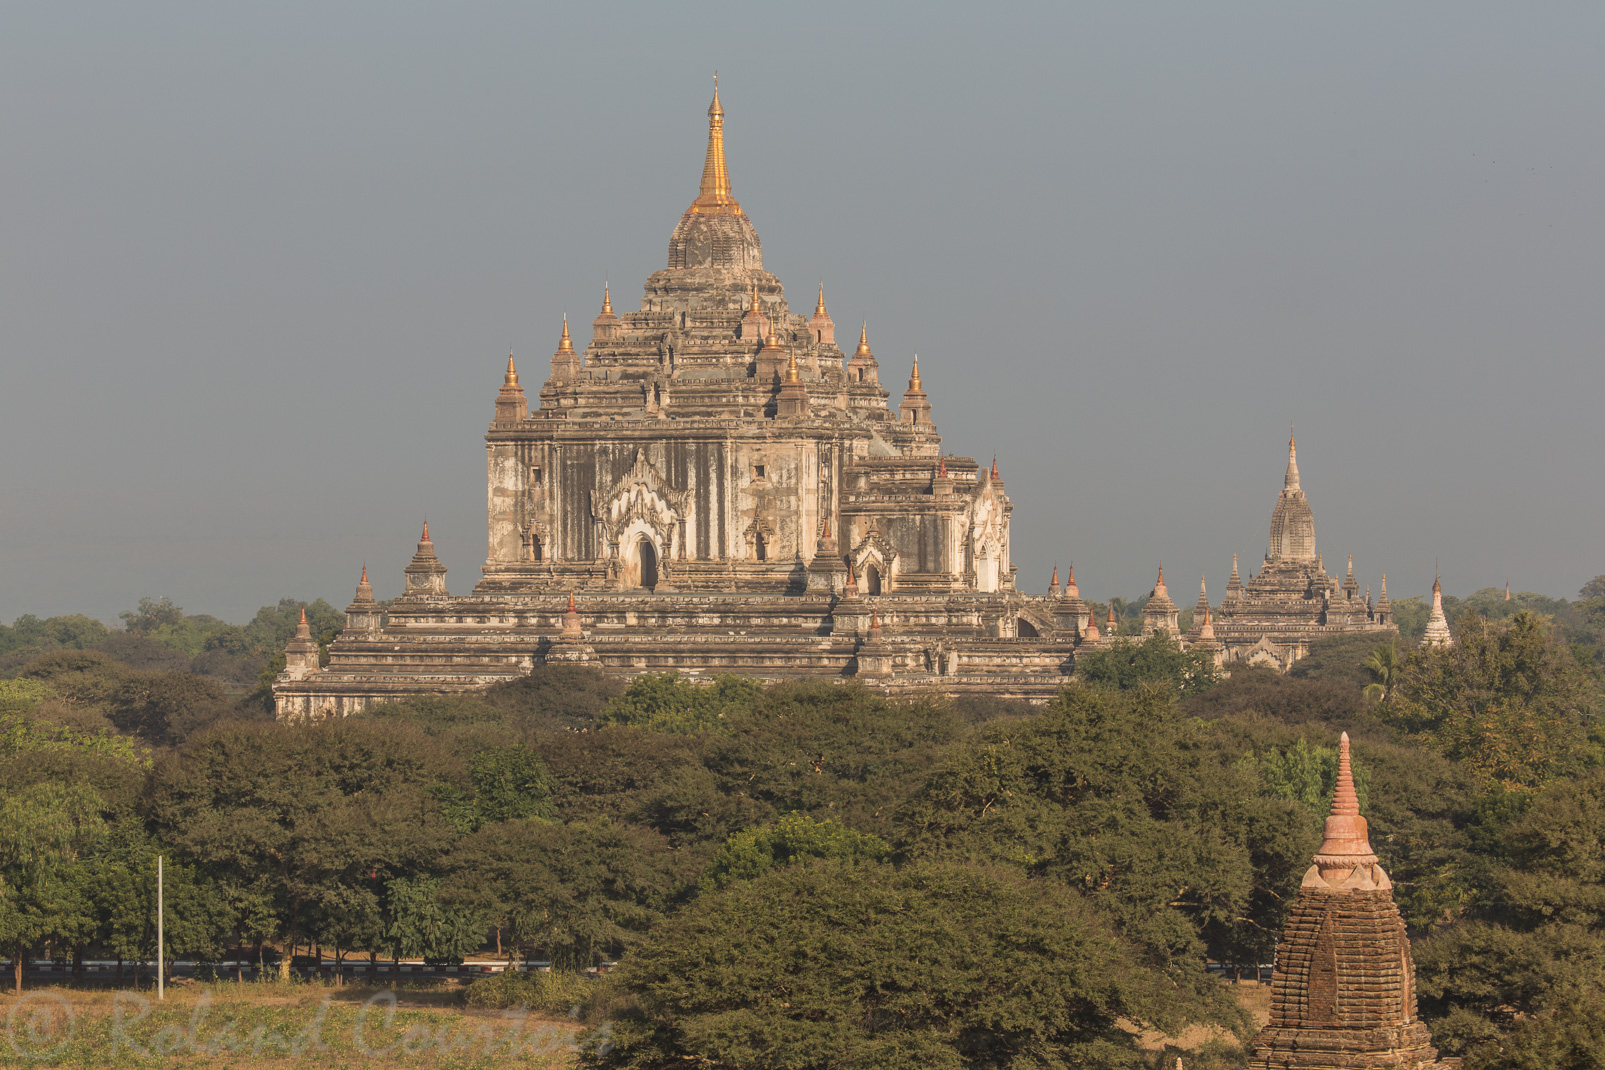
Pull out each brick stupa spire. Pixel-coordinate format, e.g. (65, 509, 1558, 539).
(1248, 733, 1456, 1069)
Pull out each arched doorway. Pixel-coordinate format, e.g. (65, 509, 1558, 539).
(638, 537, 658, 590)
(864, 564, 882, 595)
(754, 532, 767, 562)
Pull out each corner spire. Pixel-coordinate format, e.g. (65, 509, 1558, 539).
(504, 351, 519, 385)
(815, 283, 827, 317)
(558, 315, 573, 352)
(690, 75, 741, 216)
(908, 354, 921, 390)
(855, 322, 871, 356)
(601, 282, 613, 316)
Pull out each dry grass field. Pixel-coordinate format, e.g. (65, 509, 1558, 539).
(1, 980, 583, 1068)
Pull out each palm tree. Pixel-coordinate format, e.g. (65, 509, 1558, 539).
(1363, 641, 1401, 703)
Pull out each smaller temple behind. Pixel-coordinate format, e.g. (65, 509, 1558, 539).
(1213, 435, 1396, 668)
(1249, 733, 1459, 1070)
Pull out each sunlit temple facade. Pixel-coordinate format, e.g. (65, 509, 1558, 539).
(274, 87, 1393, 720)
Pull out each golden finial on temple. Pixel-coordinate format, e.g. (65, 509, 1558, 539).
(505, 351, 518, 384)
(855, 322, 871, 356)
(558, 314, 573, 351)
(601, 282, 612, 315)
(815, 283, 827, 316)
(909, 354, 921, 390)
(691, 76, 739, 215)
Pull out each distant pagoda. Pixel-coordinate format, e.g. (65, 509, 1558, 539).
(1211, 434, 1396, 669)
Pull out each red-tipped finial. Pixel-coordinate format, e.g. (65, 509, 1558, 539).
(990, 455, 999, 479)
(421, 520, 431, 542)
(1314, 732, 1377, 864)
(360, 563, 368, 584)
(938, 456, 947, 478)
(567, 590, 578, 613)
(1050, 564, 1059, 590)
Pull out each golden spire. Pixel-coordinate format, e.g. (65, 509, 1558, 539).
(360, 563, 368, 584)
(690, 74, 741, 215)
(505, 351, 519, 385)
(785, 350, 800, 382)
(855, 322, 871, 356)
(421, 520, 431, 542)
(765, 310, 780, 347)
(815, 283, 828, 317)
(908, 354, 921, 390)
(557, 315, 573, 352)
(299, 604, 307, 625)
(601, 283, 613, 316)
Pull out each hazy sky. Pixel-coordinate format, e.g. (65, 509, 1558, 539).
(3, 2, 1602, 624)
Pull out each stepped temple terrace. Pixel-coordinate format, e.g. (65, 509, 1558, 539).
(274, 86, 1397, 720)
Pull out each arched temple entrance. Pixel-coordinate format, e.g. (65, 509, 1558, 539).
(638, 537, 659, 591)
(864, 564, 882, 595)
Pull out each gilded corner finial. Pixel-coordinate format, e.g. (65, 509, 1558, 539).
(815, 282, 828, 316)
(557, 314, 574, 353)
(855, 322, 871, 356)
(505, 351, 519, 385)
(909, 354, 921, 390)
(601, 282, 612, 315)
(785, 350, 800, 381)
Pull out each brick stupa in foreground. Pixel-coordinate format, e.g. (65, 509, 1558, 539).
(1249, 733, 1458, 1070)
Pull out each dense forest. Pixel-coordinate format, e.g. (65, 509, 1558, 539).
(3, 579, 1604, 1069)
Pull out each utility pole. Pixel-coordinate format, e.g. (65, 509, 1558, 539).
(157, 855, 164, 1001)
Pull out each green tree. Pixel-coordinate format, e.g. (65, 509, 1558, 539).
(383, 877, 481, 968)
(1239, 737, 1369, 817)
(586, 858, 1178, 1070)
(120, 596, 186, 636)
(896, 684, 1307, 1011)
(702, 680, 970, 841)
(1383, 610, 1600, 792)
(469, 745, 558, 825)
(1416, 768, 1605, 1064)
(0, 782, 105, 993)
(445, 818, 690, 969)
(1579, 576, 1605, 601)
(1075, 632, 1221, 697)
(700, 813, 890, 891)
(1362, 640, 1403, 703)
(601, 672, 763, 734)
(109, 671, 232, 746)
(144, 718, 458, 979)
(0, 679, 59, 716)
(94, 821, 234, 982)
